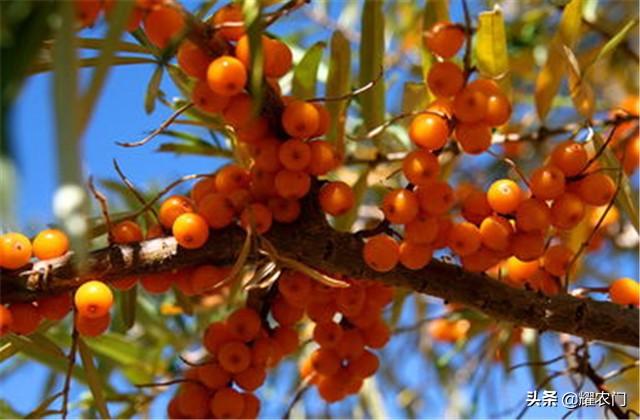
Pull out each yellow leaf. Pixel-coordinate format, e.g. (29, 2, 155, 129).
(476, 6, 510, 92)
(561, 45, 595, 118)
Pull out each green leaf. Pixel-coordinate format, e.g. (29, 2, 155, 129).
(592, 131, 639, 232)
(333, 167, 370, 231)
(359, 0, 385, 144)
(120, 286, 137, 331)
(25, 391, 63, 419)
(145, 65, 164, 115)
(242, 0, 263, 113)
(156, 141, 233, 158)
(292, 41, 326, 100)
(586, 18, 639, 71)
(30, 55, 157, 75)
(75, 37, 151, 54)
(326, 30, 351, 156)
(0, 156, 16, 224)
(78, 337, 111, 419)
(27, 332, 67, 360)
(0, 341, 18, 363)
(534, 0, 583, 120)
(475, 7, 511, 92)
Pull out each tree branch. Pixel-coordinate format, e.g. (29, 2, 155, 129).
(1, 196, 638, 347)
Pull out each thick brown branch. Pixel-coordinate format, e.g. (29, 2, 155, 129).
(1, 199, 638, 347)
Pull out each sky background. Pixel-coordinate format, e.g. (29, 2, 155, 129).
(1, 1, 638, 419)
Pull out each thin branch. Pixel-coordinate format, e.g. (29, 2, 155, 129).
(486, 150, 531, 189)
(507, 353, 569, 372)
(116, 102, 193, 148)
(87, 177, 113, 242)
(60, 328, 79, 420)
(112, 159, 160, 222)
(282, 377, 313, 419)
(135, 378, 197, 388)
(265, 0, 309, 27)
(308, 66, 384, 103)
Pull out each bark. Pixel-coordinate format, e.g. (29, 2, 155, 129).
(1, 198, 638, 348)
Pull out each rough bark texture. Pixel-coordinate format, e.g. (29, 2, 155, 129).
(1, 199, 638, 347)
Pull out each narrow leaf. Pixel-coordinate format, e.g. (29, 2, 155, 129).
(120, 286, 137, 330)
(291, 42, 326, 99)
(242, 0, 263, 113)
(326, 30, 351, 155)
(78, 337, 111, 419)
(561, 45, 594, 118)
(145, 65, 164, 115)
(475, 7, 511, 92)
(588, 18, 639, 70)
(25, 391, 63, 419)
(359, 0, 385, 143)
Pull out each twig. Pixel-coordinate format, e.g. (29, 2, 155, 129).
(88, 177, 114, 242)
(112, 159, 160, 222)
(265, 0, 309, 27)
(135, 378, 197, 388)
(507, 353, 569, 372)
(308, 66, 384, 103)
(347, 110, 448, 142)
(60, 328, 79, 419)
(486, 150, 531, 189)
(282, 376, 313, 419)
(116, 102, 193, 148)
(461, 0, 473, 75)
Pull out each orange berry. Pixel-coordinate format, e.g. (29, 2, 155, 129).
(74, 280, 113, 319)
(207, 56, 247, 97)
(263, 38, 293, 78)
(203, 321, 234, 354)
(159, 195, 195, 229)
(623, 136, 640, 174)
(210, 387, 245, 419)
(577, 173, 616, 206)
(240, 203, 272, 234)
(408, 113, 449, 150)
(336, 328, 365, 360)
(432, 216, 453, 249)
(609, 278, 639, 306)
(228, 189, 251, 213)
(511, 231, 545, 262)
(479, 215, 513, 251)
(484, 92, 512, 127)
(505, 257, 539, 284)
(251, 137, 282, 172)
(282, 100, 320, 138)
(37, 293, 72, 321)
(461, 189, 493, 225)
(216, 164, 251, 194)
(74, 0, 102, 27)
(212, 3, 245, 41)
(278, 139, 311, 171)
(197, 362, 231, 390)
(363, 234, 400, 272)
(316, 374, 347, 402)
(551, 193, 585, 230)
(453, 87, 488, 123)
(589, 205, 619, 228)
(0, 232, 32, 270)
(172, 212, 209, 249)
(278, 271, 312, 308)
(427, 61, 464, 97)
(191, 265, 227, 293)
(306, 300, 337, 323)
(515, 198, 551, 233)
(336, 284, 366, 316)
(402, 149, 439, 185)
(399, 240, 433, 270)
(146, 223, 164, 240)
(455, 122, 492, 154)
(143, 5, 185, 49)
(140, 271, 174, 294)
(267, 197, 301, 223)
(461, 246, 501, 272)
(111, 275, 138, 291)
(347, 349, 379, 378)
(178, 383, 211, 419)
(382, 189, 419, 224)
(227, 308, 261, 342)
(274, 170, 311, 199)
(9, 303, 42, 335)
(198, 192, 235, 229)
(530, 165, 566, 200)
(310, 348, 341, 376)
(222, 93, 254, 128)
(404, 213, 438, 244)
(75, 313, 110, 337)
(362, 318, 391, 348)
(234, 366, 266, 392)
(551, 141, 588, 177)
(448, 221, 481, 256)
(487, 179, 523, 214)
(240, 393, 260, 419)
(312, 103, 330, 137)
(32, 229, 69, 260)
(272, 325, 299, 354)
(416, 180, 455, 215)
(192, 81, 230, 114)
(177, 41, 210, 80)
(237, 117, 269, 145)
(318, 181, 354, 216)
(313, 321, 343, 348)
(308, 140, 338, 176)
(0, 305, 12, 336)
(542, 244, 574, 277)
(424, 21, 465, 58)
(249, 168, 278, 200)
(111, 220, 144, 244)
(271, 296, 304, 326)
(427, 97, 454, 119)
(218, 341, 251, 373)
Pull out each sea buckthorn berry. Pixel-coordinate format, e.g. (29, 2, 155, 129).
(222, 93, 253, 128)
(402, 149, 439, 185)
(32, 229, 69, 260)
(74, 0, 101, 27)
(337, 284, 366, 316)
(542, 244, 574, 277)
(191, 265, 226, 293)
(479, 215, 513, 251)
(228, 189, 251, 214)
(515, 198, 551, 233)
(146, 223, 164, 240)
(212, 3, 245, 41)
(505, 257, 539, 284)
(336, 329, 365, 361)
(203, 321, 234, 354)
(0, 305, 12, 336)
(427, 61, 464, 97)
(216, 164, 251, 194)
(577, 172, 616, 206)
(104, 0, 144, 31)
(487, 179, 523, 214)
(589, 205, 619, 228)
(461, 246, 501, 272)
(623, 136, 640, 174)
(111, 275, 138, 291)
(347, 350, 379, 378)
(530, 165, 566, 200)
(9, 303, 42, 335)
(432, 216, 453, 249)
(272, 326, 299, 354)
(178, 383, 210, 419)
(461, 190, 492, 225)
(551, 193, 585, 230)
(278, 271, 311, 308)
(274, 170, 311, 199)
(278, 139, 311, 171)
(448, 222, 481, 256)
(141, 272, 174, 294)
(159, 195, 195, 229)
(362, 319, 391, 348)
(234, 366, 266, 392)
(74, 280, 113, 319)
(207, 56, 247, 97)
(308, 140, 338, 176)
(510, 231, 545, 262)
(172, 212, 209, 249)
(428, 318, 469, 342)
(271, 297, 304, 326)
(312, 103, 330, 137)
(484, 92, 512, 127)
(310, 348, 341, 376)
(363, 234, 400, 273)
(282, 100, 320, 138)
(316, 375, 346, 402)
(236, 117, 269, 145)
(192, 81, 230, 114)
(453, 87, 488, 123)
(416, 180, 455, 215)
(382, 189, 419, 225)
(218, 341, 251, 373)
(251, 337, 275, 367)
(198, 193, 235, 229)
(424, 21, 465, 58)
(111, 220, 143, 244)
(408, 113, 449, 150)
(197, 362, 231, 390)
(241, 393, 260, 419)
(427, 97, 455, 119)
(399, 241, 433, 270)
(75, 313, 110, 337)
(307, 300, 337, 323)
(455, 122, 492, 154)
(0, 232, 32, 270)
(467, 78, 502, 96)
(404, 213, 438, 244)
(536, 270, 560, 296)
(268, 197, 301, 223)
(37, 293, 72, 321)
(250, 168, 278, 200)
(177, 41, 210, 80)
(313, 321, 343, 348)
(240, 203, 272, 234)
(143, 4, 185, 49)
(318, 181, 355, 216)
(211, 387, 245, 419)
(227, 308, 261, 342)
(551, 141, 588, 177)
(263, 38, 293, 78)
(251, 138, 282, 172)
(609, 278, 639, 306)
